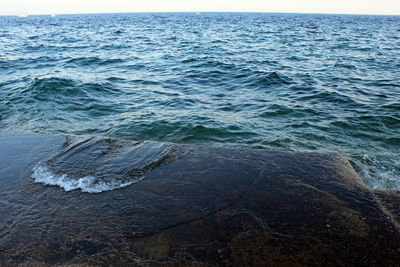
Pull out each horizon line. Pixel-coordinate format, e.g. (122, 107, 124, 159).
(1, 11, 400, 17)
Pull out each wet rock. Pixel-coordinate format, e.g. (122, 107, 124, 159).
(0, 131, 399, 266)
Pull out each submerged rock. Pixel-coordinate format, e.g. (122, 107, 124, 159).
(0, 131, 399, 266)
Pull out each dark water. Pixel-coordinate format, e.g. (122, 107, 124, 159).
(0, 13, 399, 189)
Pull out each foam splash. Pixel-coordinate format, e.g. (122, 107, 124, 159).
(30, 137, 182, 193)
(32, 163, 138, 193)
(357, 153, 400, 190)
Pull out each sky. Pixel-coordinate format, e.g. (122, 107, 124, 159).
(1, 0, 400, 16)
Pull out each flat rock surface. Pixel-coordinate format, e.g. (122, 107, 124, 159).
(0, 131, 399, 266)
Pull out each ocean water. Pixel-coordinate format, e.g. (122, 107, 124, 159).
(0, 13, 399, 190)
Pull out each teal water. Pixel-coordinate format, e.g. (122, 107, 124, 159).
(0, 13, 399, 189)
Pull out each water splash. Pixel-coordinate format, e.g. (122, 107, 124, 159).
(32, 163, 138, 193)
(32, 136, 185, 193)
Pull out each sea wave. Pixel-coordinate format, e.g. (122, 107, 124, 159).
(356, 152, 400, 189)
(31, 136, 185, 193)
(32, 163, 137, 193)
(1, 13, 399, 189)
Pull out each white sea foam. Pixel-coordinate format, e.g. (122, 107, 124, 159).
(32, 164, 138, 193)
(358, 153, 400, 190)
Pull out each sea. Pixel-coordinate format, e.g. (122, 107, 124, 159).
(0, 12, 399, 190)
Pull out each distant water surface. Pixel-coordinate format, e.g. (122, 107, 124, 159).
(0, 13, 399, 189)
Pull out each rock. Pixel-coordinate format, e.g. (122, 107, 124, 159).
(0, 131, 399, 266)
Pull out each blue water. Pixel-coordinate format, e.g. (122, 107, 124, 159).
(0, 13, 399, 189)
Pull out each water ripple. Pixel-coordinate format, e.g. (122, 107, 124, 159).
(0, 13, 399, 189)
